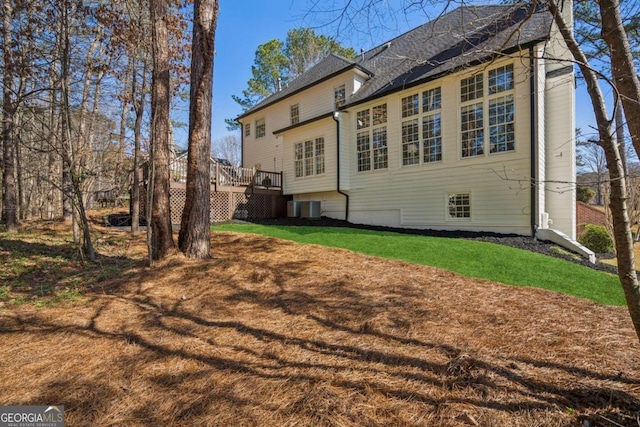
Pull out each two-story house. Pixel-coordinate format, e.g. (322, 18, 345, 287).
(238, 3, 578, 244)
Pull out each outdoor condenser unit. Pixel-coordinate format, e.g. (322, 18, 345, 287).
(287, 201, 301, 218)
(300, 201, 321, 219)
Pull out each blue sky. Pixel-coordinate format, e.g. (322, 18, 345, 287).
(203, 0, 600, 146)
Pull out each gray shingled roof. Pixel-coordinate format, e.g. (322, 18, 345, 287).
(347, 3, 552, 106)
(238, 3, 552, 119)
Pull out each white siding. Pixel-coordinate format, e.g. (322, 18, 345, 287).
(544, 71, 576, 238)
(341, 57, 534, 234)
(281, 119, 336, 195)
(535, 47, 547, 226)
(241, 72, 362, 172)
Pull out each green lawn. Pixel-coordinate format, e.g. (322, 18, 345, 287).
(213, 224, 625, 306)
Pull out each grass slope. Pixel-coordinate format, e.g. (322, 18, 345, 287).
(214, 224, 624, 306)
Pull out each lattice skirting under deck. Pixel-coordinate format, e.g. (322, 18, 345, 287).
(139, 186, 286, 224)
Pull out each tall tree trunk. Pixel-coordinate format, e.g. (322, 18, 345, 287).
(131, 58, 148, 237)
(548, 0, 640, 342)
(149, 0, 175, 261)
(599, 0, 640, 163)
(2, 0, 18, 233)
(59, 2, 72, 222)
(178, 0, 219, 258)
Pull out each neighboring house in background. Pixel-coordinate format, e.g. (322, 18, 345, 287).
(238, 2, 577, 241)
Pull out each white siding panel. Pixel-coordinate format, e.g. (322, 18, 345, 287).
(342, 57, 533, 235)
(282, 119, 336, 195)
(545, 71, 576, 238)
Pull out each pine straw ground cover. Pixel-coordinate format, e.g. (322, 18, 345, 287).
(1, 219, 640, 426)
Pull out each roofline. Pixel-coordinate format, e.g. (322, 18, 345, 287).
(237, 63, 373, 121)
(273, 112, 334, 135)
(342, 38, 548, 111)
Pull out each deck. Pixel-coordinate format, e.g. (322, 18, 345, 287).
(143, 159, 287, 223)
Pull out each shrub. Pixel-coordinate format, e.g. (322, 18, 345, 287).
(578, 224, 613, 253)
(577, 186, 596, 204)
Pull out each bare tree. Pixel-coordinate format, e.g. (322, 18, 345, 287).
(178, 0, 219, 259)
(577, 132, 608, 205)
(2, 0, 18, 232)
(542, 0, 640, 341)
(149, 0, 176, 261)
(212, 134, 241, 166)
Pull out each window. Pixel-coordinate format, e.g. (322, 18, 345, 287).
(461, 103, 484, 158)
(355, 103, 387, 171)
(401, 94, 419, 118)
(372, 128, 388, 170)
(460, 63, 515, 158)
(461, 74, 483, 102)
(423, 87, 441, 113)
(244, 123, 250, 137)
(334, 85, 346, 109)
(401, 86, 442, 166)
(356, 110, 370, 129)
(448, 193, 470, 219)
(294, 137, 325, 178)
(294, 143, 304, 177)
(255, 118, 266, 138)
(423, 113, 442, 163)
(304, 140, 313, 176)
(290, 104, 299, 125)
(489, 64, 514, 94)
(315, 137, 325, 174)
(357, 132, 371, 172)
(489, 95, 515, 153)
(402, 119, 420, 166)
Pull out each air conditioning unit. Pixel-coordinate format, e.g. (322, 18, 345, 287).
(301, 201, 321, 219)
(287, 201, 301, 218)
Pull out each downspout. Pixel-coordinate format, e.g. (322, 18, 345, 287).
(332, 112, 349, 221)
(238, 119, 244, 167)
(529, 46, 537, 237)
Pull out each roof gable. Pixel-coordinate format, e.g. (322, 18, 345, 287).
(238, 54, 368, 119)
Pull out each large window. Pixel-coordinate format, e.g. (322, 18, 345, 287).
(255, 118, 266, 138)
(290, 104, 299, 125)
(400, 87, 442, 166)
(448, 193, 471, 219)
(356, 103, 387, 171)
(460, 64, 514, 158)
(294, 137, 325, 178)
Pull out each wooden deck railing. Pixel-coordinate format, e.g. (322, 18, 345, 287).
(169, 158, 282, 191)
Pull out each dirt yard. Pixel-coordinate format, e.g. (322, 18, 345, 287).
(1, 218, 639, 426)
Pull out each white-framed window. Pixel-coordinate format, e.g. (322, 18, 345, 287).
(294, 137, 325, 178)
(448, 192, 471, 219)
(401, 93, 419, 118)
(294, 143, 303, 177)
(334, 84, 346, 109)
(290, 104, 299, 125)
(315, 137, 325, 174)
(401, 87, 442, 166)
(460, 63, 515, 158)
(255, 118, 266, 138)
(402, 119, 420, 166)
(423, 113, 442, 163)
(244, 122, 250, 137)
(356, 103, 387, 172)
